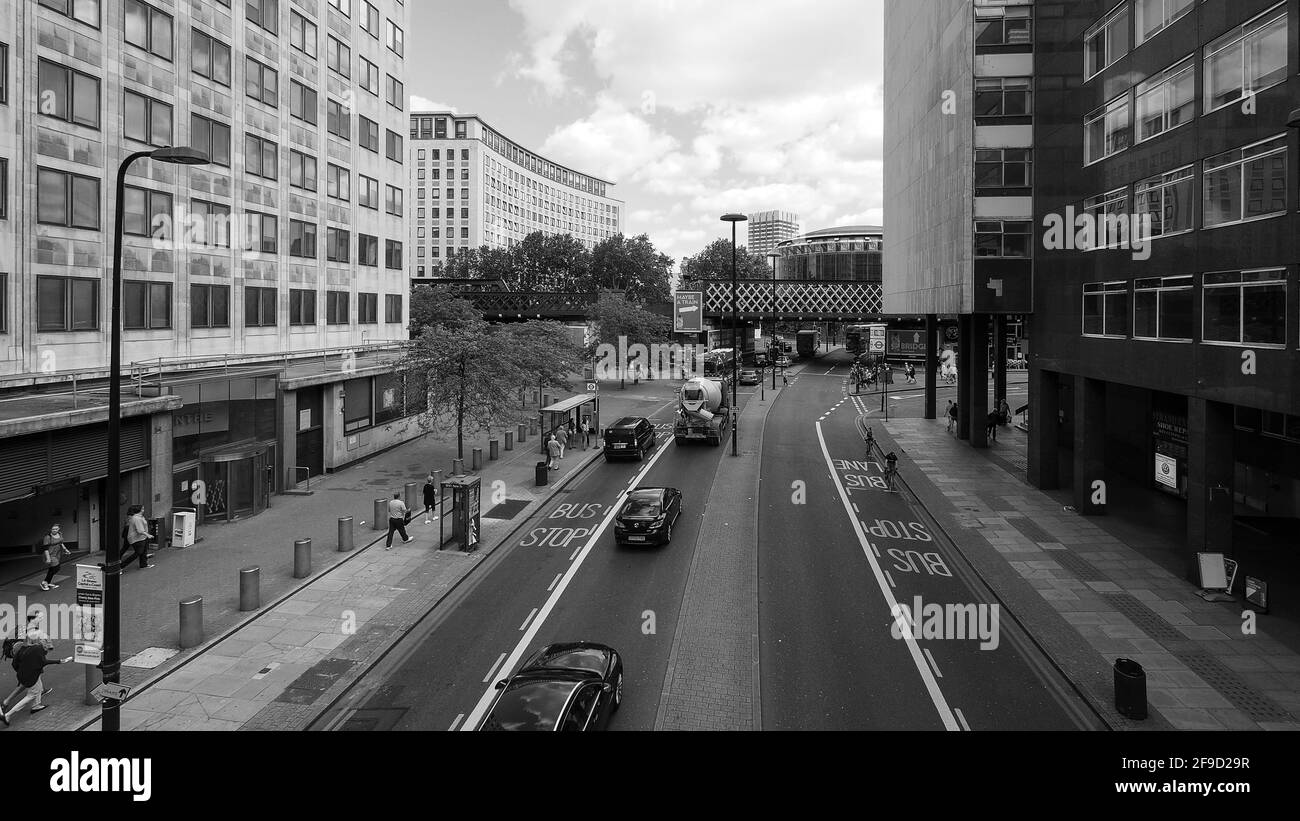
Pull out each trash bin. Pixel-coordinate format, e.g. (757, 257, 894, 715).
(535, 461, 549, 487)
(148, 517, 169, 549)
(1114, 657, 1147, 720)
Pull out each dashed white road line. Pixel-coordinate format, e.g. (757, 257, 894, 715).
(547, 573, 563, 592)
(954, 708, 971, 731)
(569, 545, 582, 561)
(924, 648, 943, 678)
(482, 652, 507, 684)
(518, 607, 539, 631)
(449, 713, 465, 731)
(885, 570, 896, 589)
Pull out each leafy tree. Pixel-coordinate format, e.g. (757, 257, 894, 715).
(509, 233, 593, 292)
(591, 234, 674, 303)
(408, 285, 480, 336)
(585, 291, 672, 388)
(507, 320, 584, 407)
(680, 238, 773, 287)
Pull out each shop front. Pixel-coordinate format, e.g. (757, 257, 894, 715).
(1152, 406, 1189, 499)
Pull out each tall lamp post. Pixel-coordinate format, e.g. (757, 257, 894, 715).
(767, 251, 779, 390)
(103, 146, 209, 732)
(720, 214, 747, 456)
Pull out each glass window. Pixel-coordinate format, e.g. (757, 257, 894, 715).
(1202, 270, 1286, 345)
(289, 220, 317, 258)
(36, 276, 99, 331)
(37, 59, 101, 128)
(38, 0, 102, 28)
(245, 57, 278, 107)
(1202, 135, 1286, 227)
(974, 148, 1032, 187)
(326, 227, 350, 263)
(244, 286, 277, 328)
(1082, 281, 1129, 337)
(191, 113, 231, 167)
(1204, 5, 1287, 113)
(290, 10, 317, 58)
(124, 89, 172, 146)
(246, 0, 278, 35)
(290, 81, 317, 125)
(1134, 166, 1193, 238)
(1084, 4, 1132, 79)
(343, 377, 372, 432)
(1083, 188, 1129, 249)
(975, 5, 1032, 46)
(1133, 275, 1193, 341)
(1136, 0, 1193, 44)
(123, 185, 172, 237)
(289, 150, 317, 191)
(974, 221, 1031, 258)
(125, 0, 172, 60)
(327, 36, 350, 78)
(123, 281, 171, 330)
(245, 134, 278, 181)
(289, 288, 317, 326)
(1084, 94, 1131, 164)
(1134, 56, 1194, 142)
(191, 283, 230, 328)
(37, 168, 100, 229)
(192, 28, 231, 86)
(327, 290, 349, 324)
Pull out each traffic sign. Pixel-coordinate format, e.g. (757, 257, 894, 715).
(90, 682, 131, 702)
(586, 382, 598, 393)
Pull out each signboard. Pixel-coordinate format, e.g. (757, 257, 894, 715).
(74, 564, 104, 666)
(90, 682, 131, 702)
(887, 330, 926, 357)
(172, 404, 230, 437)
(1197, 552, 1227, 590)
(1245, 576, 1269, 613)
(586, 382, 598, 394)
(674, 292, 703, 333)
(869, 326, 885, 353)
(1154, 453, 1178, 489)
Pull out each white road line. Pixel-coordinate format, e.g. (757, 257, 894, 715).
(954, 708, 971, 731)
(870, 541, 881, 558)
(547, 573, 563, 592)
(885, 570, 896, 589)
(852, 503, 860, 514)
(448, 713, 465, 731)
(482, 652, 507, 684)
(569, 545, 582, 561)
(518, 607, 539, 631)
(816, 422, 960, 731)
(924, 648, 943, 678)
(460, 438, 674, 731)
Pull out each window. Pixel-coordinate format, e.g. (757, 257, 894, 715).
(326, 227, 350, 262)
(343, 376, 372, 432)
(1135, 56, 1193, 142)
(125, 0, 172, 60)
(385, 240, 402, 269)
(123, 281, 171, 330)
(245, 134, 278, 181)
(327, 0, 350, 16)
(37, 276, 98, 332)
(386, 185, 403, 216)
(290, 10, 317, 58)
(386, 20, 404, 55)
(1083, 281, 1129, 337)
(460, 188, 468, 200)
(245, 57, 278, 107)
(191, 114, 231, 166)
(326, 99, 351, 140)
(359, 175, 379, 209)
(190, 199, 231, 247)
(1083, 188, 1129, 249)
(455, 120, 467, 139)
(358, 292, 378, 324)
(1203, 270, 1286, 346)
(975, 149, 1031, 188)
(386, 130, 403, 162)
(385, 294, 402, 324)
(37, 59, 101, 128)
(124, 89, 172, 147)
(1203, 136, 1286, 227)
(246, 0, 278, 35)
(1204, 5, 1286, 113)
(0, 158, 7, 220)
(290, 80, 317, 125)
(431, 169, 440, 181)
(327, 36, 350, 79)
(1136, 0, 1192, 44)
(386, 75, 403, 109)
(462, 207, 469, 219)
(191, 283, 230, 328)
(1133, 275, 1193, 340)
(1084, 94, 1131, 164)
(37, 168, 99, 229)
(974, 77, 1031, 117)
(359, 116, 378, 151)
(192, 28, 232, 86)
(974, 221, 1031, 257)
(1084, 4, 1130, 79)
(1261, 411, 1300, 442)
(244, 286, 277, 328)
(289, 289, 317, 326)
(244, 210, 277, 254)
(37, 0, 101, 29)
(327, 291, 349, 325)
(461, 148, 469, 161)
(975, 5, 1031, 46)
(446, 188, 454, 200)
(1, 43, 8, 105)
(1134, 166, 1193, 238)
(460, 227, 468, 239)
(289, 150, 317, 191)
(361, 2, 378, 36)
(326, 164, 350, 201)
(461, 168, 469, 181)
(289, 220, 317, 259)
(123, 186, 172, 237)
(358, 234, 379, 266)
(359, 57, 379, 96)
(435, 118, 447, 138)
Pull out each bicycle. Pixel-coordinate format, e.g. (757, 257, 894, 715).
(864, 425, 874, 454)
(883, 451, 899, 492)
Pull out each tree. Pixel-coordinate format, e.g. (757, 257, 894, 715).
(506, 320, 584, 407)
(585, 291, 672, 388)
(591, 234, 674, 303)
(509, 233, 593, 292)
(680, 238, 773, 287)
(408, 285, 480, 336)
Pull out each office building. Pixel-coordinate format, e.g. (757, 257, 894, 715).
(747, 209, 800, 257)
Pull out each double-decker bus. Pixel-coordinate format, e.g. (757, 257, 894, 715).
(702, 348, 736, 380)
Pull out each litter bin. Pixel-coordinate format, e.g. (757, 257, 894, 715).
(1114, 657, 1147, 720)
(148, 516, 169, 549)
(535, 461, 549, 487)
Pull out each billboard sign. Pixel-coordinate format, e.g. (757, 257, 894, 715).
(674, 292, 703, 333)
(887, 330, 926, 357)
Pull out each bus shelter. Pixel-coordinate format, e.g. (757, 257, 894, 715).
(539, 395, 600, 454)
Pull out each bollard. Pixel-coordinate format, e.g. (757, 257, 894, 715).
(1114, 658, 1148, 720)
(84, 664, 98, 706)
(529, 417, 537, 436)
(293, 538, 312, 579)
(179, 595, 203, 648)
(518, 422, 527, 443)
(490, 439, 500, 460)
(337, 516, 354, 551)
(452, 458, 464, 475)
(505, 431, 513, 451)
(239, 566, 261, 611)
(404, 481, 418, 512)
(373, 498, 386, 530)
(473, 447, 483, 470)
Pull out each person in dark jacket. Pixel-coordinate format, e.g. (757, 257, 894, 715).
(986, 410, 1001, 441)
(1, 638, 71, 727)
(423, 473, 438, 523)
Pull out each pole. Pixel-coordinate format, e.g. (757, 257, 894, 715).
(730, 221, 738, 457)
(769, 253, 777, 390)
(103, 150, 150, 732)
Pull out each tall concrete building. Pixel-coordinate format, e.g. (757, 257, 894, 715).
(884, 0, 1034, 437)
(408, 111, 623, 277)
(0, 0, 416, 556)
(746, 209, 799, 257)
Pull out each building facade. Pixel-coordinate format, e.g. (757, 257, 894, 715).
(1030, 0, 1300, 581)
(408, 111, 623, 277)
(746, 209, 800, 257)
(0, 0, 418, 557)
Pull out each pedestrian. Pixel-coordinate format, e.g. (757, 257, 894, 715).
(38, 524, 70, 591)
(581, 417, 593, 449)
(905, 363, 916, 384)
(998, 397, 1011, 426)
(945, 400, 955, 433)
(546, 433, 562, 470)
(986, 410, 1000, 441)
(557, 427, 566, 460)
(123, 505, 153, 571)
(1, 629, 71, 727)
(385, 491, 412, 549)
(423, 473, 438, 523)
(566, 419, 576, 451)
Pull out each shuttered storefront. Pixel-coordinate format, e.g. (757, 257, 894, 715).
(0, 418, 149, 504)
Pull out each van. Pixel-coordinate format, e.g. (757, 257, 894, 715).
(603, 417, 656, 462)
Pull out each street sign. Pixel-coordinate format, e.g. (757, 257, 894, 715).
(674, 292, 703, 333)
(75, 564, 105, 666)
(586, 382, 598, 393)
(90, 682, 131, 702)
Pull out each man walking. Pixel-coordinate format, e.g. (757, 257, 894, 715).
(1, 629, 71, 728)
(123, 505, 153, 571)
(385, 491, 412, 549)
(945, 400, 956, 433)
(986, 410, 1001, 442)
(546, 433, 562, 470)
(423, 473, 438, 524)
(581, 417, 593, 449)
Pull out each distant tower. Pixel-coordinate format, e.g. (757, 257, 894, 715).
(747, 210, 800, 257)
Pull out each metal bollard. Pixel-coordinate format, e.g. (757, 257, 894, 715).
(473, 447, 483, 470)
(404, 481, 418, 512)
(505, 431, 513, 451)
(337, 516, 354, 551)
(452, 458, 464, 475)
(490, 439, 500, 460)
(518, 422, 527, 443)
(179, 595, 203, 648)
(84, 664, 98, 706)
(293, 538, 311, 579)
(529, 417, 537, 435)
(239, 566, 260, 611)
(373, 498, 386, 530)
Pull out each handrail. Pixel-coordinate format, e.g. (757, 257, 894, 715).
(289, 466, 311, 490)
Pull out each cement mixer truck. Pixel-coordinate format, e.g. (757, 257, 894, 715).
(674, 376, 730, 446)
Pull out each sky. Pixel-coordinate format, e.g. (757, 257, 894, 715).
(409, 0, 884, 271)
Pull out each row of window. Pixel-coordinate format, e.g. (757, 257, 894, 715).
(1082, 270, 1288, 346)
(417, 148, 472, 162)
(23, 277, 402, 333)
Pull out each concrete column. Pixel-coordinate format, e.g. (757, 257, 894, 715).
(993, 315, 1007, 412)
(149, 411, 174, 515)
(1028, 367, 1060, 489)
(924, 314, 938, 420)
(1072, 376, 1107, 515)
(1186, 398, 1235, 579)
(956, 315, 972, 441)
(960, 314, 989, 446)
(279, 390, 297, 490)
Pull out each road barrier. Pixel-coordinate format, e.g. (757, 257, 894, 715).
(490, 439, 500, 460)
(293, 538, 312, 579)
(472, 447, 483, 471)
(404, 481, 418, 512)
(372, 498, 386, 530)
(337, 517, 354, 551)
(452, 458, 465, 475)
(505, 432, 513, 451)
(179, 595, 203, 648)
(239, 566, 260, 611)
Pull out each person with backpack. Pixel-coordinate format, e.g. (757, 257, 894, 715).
(39, 524, 70, 591)
(1, 626, 70, 727)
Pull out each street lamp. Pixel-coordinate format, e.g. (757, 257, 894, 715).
(103, 145, 209, 732)
(767, 251, 779, 390)
(721, 213, 747, 456)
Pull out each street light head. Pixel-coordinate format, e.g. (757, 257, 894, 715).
(1288, 108, 1300, 130)
(150, 146, 210, 165)
(720, 213, 748, 223)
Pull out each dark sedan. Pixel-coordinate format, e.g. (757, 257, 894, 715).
(478, 642, 623, 731)
(613, 487, 682, 546)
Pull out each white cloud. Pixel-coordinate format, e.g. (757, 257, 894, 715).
(410, 95, 458, 114)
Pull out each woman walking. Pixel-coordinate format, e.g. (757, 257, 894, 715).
(39, 524, 69, 591)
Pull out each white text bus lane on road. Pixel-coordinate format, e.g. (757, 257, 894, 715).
(816, 423, 964, 730)
(519, 502, 607, 555)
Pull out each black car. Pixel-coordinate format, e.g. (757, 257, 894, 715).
(603, 416, 656, 461)
(613, 487, 683, 546)
(478, 642, 624, 731)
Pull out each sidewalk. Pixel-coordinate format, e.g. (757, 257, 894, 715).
(880, 417, 1300, 731)
(0, 382, 669, 731)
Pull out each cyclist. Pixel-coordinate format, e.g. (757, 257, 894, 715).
(884, 451, 898, 492)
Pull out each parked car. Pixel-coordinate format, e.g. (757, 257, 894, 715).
(613, 487, 683, 546)
(603, 416, 657, 462)
(777, 356, 791, 368)
(478, 642, 623, 731)
(739, 368, 759, 385)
